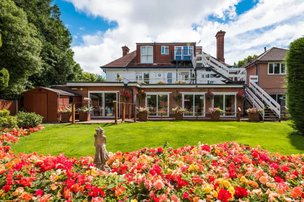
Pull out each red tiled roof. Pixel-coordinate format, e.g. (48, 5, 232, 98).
(103, 51, 136, 67)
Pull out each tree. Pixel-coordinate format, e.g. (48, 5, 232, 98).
(0, 68, 9, 91)
(0, 0, 42, 98)
(234, 55, 258, 68)
(286, 37, 304, 135)
(77, 72, 105, 82)
(13, 0, 83, 86)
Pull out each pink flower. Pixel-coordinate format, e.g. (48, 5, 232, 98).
(153, 179, 164, 190)
(35, 189, 44, 197)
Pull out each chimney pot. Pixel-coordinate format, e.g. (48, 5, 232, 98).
(122, 45, 130, 56)
(215, 30, 226, 63)
(264, 47, 267, 52)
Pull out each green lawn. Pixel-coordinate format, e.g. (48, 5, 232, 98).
(12, 121, 304, 157)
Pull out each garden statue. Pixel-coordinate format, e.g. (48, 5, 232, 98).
(94, 127, 111, 171)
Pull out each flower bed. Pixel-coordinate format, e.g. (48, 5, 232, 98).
(0, 127, 304, 201)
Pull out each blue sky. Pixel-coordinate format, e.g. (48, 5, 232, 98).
(53, 0, 304, 73)
(54, 0, 258, 46)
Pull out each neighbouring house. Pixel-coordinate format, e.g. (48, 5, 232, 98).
(21, 31, 287, 122)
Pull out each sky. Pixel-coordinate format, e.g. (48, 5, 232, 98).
(53, 0, 304, 73)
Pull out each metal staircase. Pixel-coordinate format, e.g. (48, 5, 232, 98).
(192, 52, 246, 82)
(245, 81, 281, 121)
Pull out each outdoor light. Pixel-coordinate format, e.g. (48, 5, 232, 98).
(123, 78, 129, 87)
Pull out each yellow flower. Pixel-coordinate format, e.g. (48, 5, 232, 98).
(228, 186, 235, 196)
(212, 190, 218, 198)
(188, 164, 199, 172)
(220, 179, 231, 188)
(51, 184, 58, 190)
(203, 185, 212, 193)
(131, 199, 138, 202)
(240, 176, 247, 183)
(50, 173, 58, 182)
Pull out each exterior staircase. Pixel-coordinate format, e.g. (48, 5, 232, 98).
(245, 81, 281, 121)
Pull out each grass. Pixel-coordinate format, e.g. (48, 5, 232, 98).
(12, 121, 304, 157)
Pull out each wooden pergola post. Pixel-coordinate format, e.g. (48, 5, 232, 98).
(72, 102, 76, 124)
(133, 103, 137, 123)
(122, 102, 125, 122)
(114, 101, 118, 124)
(128, 103, 132, 119)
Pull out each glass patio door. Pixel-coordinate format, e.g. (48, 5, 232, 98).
(183, 94, 205, 117)
(146, 94, 169, 117)
(213, 94, 236, 117)
(89, 92, 118, 118)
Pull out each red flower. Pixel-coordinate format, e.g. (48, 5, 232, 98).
(201, 144, 211, 152)
(2, 184, 11, 192)
(149, 164, 162, 176)
(182, 191, 191, 200)
(191, 175, 203, 185)
(235, 186, 248, 199)
(35, 189, 44, 197)
(218, 189, 232, 202)
(281, 165, 290, 172)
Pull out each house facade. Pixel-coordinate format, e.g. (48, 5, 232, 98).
(22, 31, 288, 122)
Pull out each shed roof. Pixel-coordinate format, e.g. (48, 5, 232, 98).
(37, 87, 77, 96)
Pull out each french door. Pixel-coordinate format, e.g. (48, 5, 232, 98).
(213, 94, 236, 117)
(146, 93, 169, 117)
(182, 94, 205, 117)
(89, 92, 118, 118)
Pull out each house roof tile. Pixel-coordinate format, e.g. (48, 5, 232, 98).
(103, 51, 136, 67)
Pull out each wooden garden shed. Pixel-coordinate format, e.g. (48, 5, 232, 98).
(22, 87, 81, 122)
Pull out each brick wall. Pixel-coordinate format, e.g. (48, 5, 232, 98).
(0, 100, 17, 115)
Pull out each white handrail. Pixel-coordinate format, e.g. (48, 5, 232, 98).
(245, 87, 265, 119)
(249, 81, 280, 119)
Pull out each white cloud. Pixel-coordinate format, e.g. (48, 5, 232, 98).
(68, 0, 304, 73)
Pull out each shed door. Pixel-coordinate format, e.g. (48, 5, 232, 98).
(33, 93, 48, 122)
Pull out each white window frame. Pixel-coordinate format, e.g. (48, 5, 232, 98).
(167, 72, 173, 84)
(88, 91, 119, 118)
(268, 63, 286, 75)
(174, 46, 193, 60)
(182, 93, 206, 117)
(140, 46, 153, 64)
(145, 92, 170, 117)
(180, 72, 190, 81)
(161, 46, 169, 55)
(136, 72, 143, 83)
(212, 92, 237, 117)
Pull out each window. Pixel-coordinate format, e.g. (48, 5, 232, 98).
(174, 46, 193, 60)
(268, 63, 286, 75)
(161, 46, 169, 55)
(136, 73, 143, 82)
(141, 46, 153, 64)
(180, 72, 190, 81)
(144, 73, 150, 84)
(167, 72, 173, 84)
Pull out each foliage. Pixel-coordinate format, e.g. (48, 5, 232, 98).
(12, 121, 303, 157)
(2, 128, 304, 201)
(172, 106, 186, 114)
(16, 112, 43, 128)
(0, 109, 17, 129)
(76, 72, 105, 82)
(58, 105, 72, 113)
(0, 0, 42, 98)
(0, 68, 9, 91)
(246, 107, 262, 114)
(286, 37, 304, 135)
(208, 107, 223, 113)
(234, 54, 258, 68)
(136, 107, 149, 112)
(11, 0, 83, 87)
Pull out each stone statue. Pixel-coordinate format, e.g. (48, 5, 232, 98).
(94, 127, 111, 171)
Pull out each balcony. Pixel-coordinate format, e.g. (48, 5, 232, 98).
(173, 46, 193, 62)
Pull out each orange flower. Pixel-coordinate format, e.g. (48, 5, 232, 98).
(259, 176, 267, 184)
(20, 192, 33, 201)
(290, 186, 302, 198)
(115, 186, 126, 197)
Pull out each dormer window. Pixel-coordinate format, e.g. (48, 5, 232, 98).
(141, 46, 153, 64)
(174, 46, 193, 61)
(161, 46, 169, 55)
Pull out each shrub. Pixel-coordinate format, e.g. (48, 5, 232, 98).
(0, 109, 17, 129)
(286, 37, 304, 135)
(16, 111, 43, 128)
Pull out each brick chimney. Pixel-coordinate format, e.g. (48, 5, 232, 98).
(215, 30, 226, 63)
(122, 45, 130, 56)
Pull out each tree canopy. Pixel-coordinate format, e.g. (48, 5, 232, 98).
(286, 37, 304, 135)
(234, 55, 258, 68)
(77, 72, 105, 82)
(0, 0, 42, 98)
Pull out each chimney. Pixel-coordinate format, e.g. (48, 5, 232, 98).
(215, 30, 226, 63)
(264, 47, 267, 52)
(122, 45, 130, 56)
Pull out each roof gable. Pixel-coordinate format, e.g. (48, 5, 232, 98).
(102, 51, 136, 68)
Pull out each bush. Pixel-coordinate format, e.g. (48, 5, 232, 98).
(16, 111, 43, 128)
(286, 37, 304, 135)
(0, 109, 17, 129)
